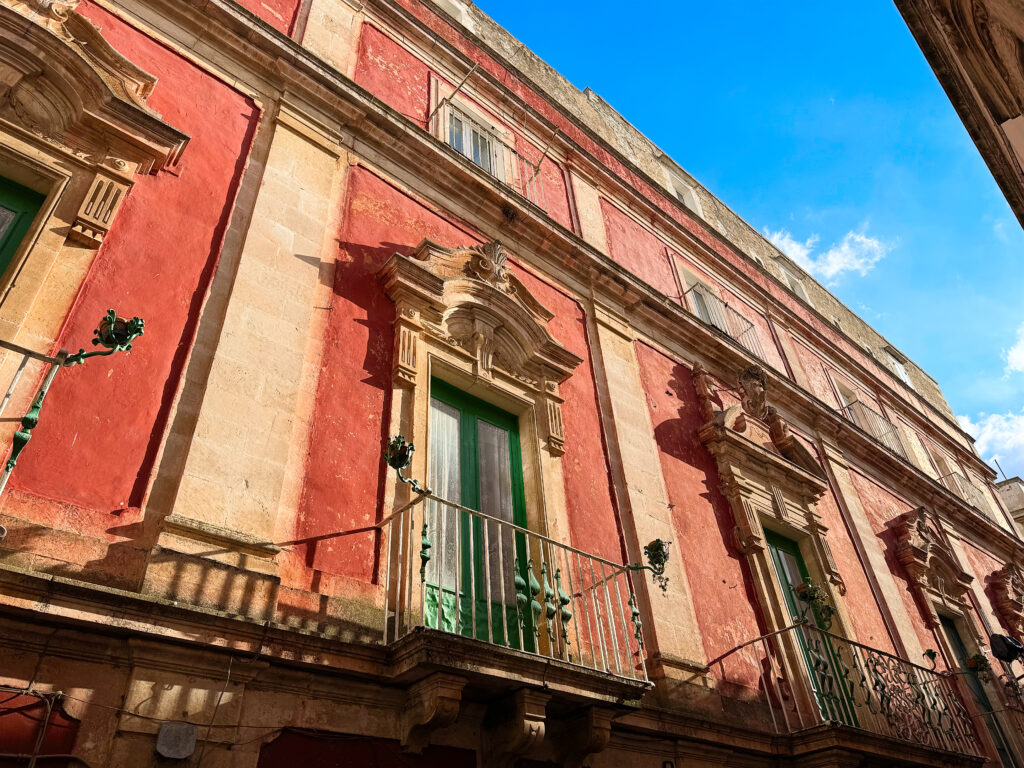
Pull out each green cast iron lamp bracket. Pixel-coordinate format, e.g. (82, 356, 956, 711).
(628, 539, 671, 592)
(64, 309, 144, 366)
(2, 309, 144, 484)
(385, 435, 430, 495)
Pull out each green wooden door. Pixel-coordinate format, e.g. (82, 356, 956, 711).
(0, 177, 44, 279)
(425, 379, 531, 648)
(766, 530, 858, 726)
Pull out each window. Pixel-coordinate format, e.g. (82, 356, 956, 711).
(426, 378, 529, 647)
(447, 108, 502, 181)
(781, 267, 812, 306)
(0, 176, 44, 278)
(885, 347, 914, 389)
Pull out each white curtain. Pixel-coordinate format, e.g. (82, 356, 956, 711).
(478, 420, 516, 600)
(428, 398, 461, 589)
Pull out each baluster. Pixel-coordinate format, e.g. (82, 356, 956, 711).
(483, 517, 493, 645)
(529, 554, 543, 640)
(541, 559, 556, 648)
(560, 548, 582, 664)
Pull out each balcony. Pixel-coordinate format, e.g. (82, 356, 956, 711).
(683, 284, 766, 360)
(433, 100, 545, 208)
(839, 398, 909, 461)
(710, 622, 982, 758)
(381, 492, 648, 683)
(938, 472, 993, 518)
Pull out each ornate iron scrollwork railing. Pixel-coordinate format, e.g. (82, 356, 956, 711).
(379, 491, 650, 682)
(707, 622, 981, 755)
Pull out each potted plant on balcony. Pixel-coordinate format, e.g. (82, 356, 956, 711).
(795, 580, 835, 630)
(964, 652, 993, 683)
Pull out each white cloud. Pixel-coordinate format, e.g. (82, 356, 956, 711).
(1003, 321, 1024, 376)
(764, 227, 890, 281)
(958, 409, 1024, 478)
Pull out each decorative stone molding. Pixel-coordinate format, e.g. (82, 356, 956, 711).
(554, 706, 615, 768)
(482, 687, 550, 768)
(380, 239, 582, 456)
(399, 673, 466, 754)
(892, 508, 976, 633)
(991, 561, 1024, 639)
(693, 363, 847, 592)
(0, 0, 189, 176)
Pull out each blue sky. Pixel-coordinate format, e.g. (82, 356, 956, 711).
(472, 0, 1024, 478)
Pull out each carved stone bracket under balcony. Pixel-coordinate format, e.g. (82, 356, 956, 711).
(482, 688, 550, 768)
(400, 672, 466, 754)
(991, 561, 1024, 639)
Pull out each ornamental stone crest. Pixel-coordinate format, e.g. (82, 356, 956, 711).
(689, 362, 845, 594)
(893, 508, 975, 632)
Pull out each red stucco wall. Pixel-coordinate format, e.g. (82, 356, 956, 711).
(354, 24, 431, 128)
(634, 342, 764, 689)
(236, 0, 301, 35)
(10, 3, 258, 526)
(600, 201, 678, 299)
(850, 469, 937, 655)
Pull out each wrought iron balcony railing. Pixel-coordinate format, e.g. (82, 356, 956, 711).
(838, 398, 909, 461)
(682, 284, 766, 360)
(433, 101, 545, 208)
(381, 492, 648, 682)
(708, 622, 981, 755)
(938, 472, 993, 518)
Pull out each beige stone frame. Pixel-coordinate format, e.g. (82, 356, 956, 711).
(0, 0, 187, 357)
(380, 239, 583, 544)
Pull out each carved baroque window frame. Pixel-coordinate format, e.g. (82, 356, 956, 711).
(380, 238, 582, 541)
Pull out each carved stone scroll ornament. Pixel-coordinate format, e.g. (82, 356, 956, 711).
(992, 561, 1024, 639)
(893, 508, 977, 634)
(380, 239, 582, 456)
(482, 688, 550, 768)
(0, 0, 188, 169)
(692, 363, 845, 592)
(400, 673, 466, 754)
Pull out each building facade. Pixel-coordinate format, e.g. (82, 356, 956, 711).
(0, 0, 1022, 766)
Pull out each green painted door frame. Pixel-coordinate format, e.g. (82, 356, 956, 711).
(0, 177, 44, 279)
(427, 379, 532, 648)
(766, 529, 859, 726)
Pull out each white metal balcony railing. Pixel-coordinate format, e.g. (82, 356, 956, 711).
(709, 622, 981, 755)
(938, 472, 992, 518)
(838, 398, 909, 461)
(433, 100, 545, 208)
(683, 284, 766, 361)
(381, 492, 648, 682)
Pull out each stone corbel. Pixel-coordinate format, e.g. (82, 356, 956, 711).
(393, 310, 421, 389)
(400, 673, 466, 754)
(715, 463, 765, 554)
(68, 173, 130, 247)
(542, 381, 565, 456)
(553, 706, 615, 768)
(991, 562, 1024, 639)
(482, 688, 550, 768)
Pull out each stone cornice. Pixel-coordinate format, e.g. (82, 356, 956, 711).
(895, 0, 1024, 231)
